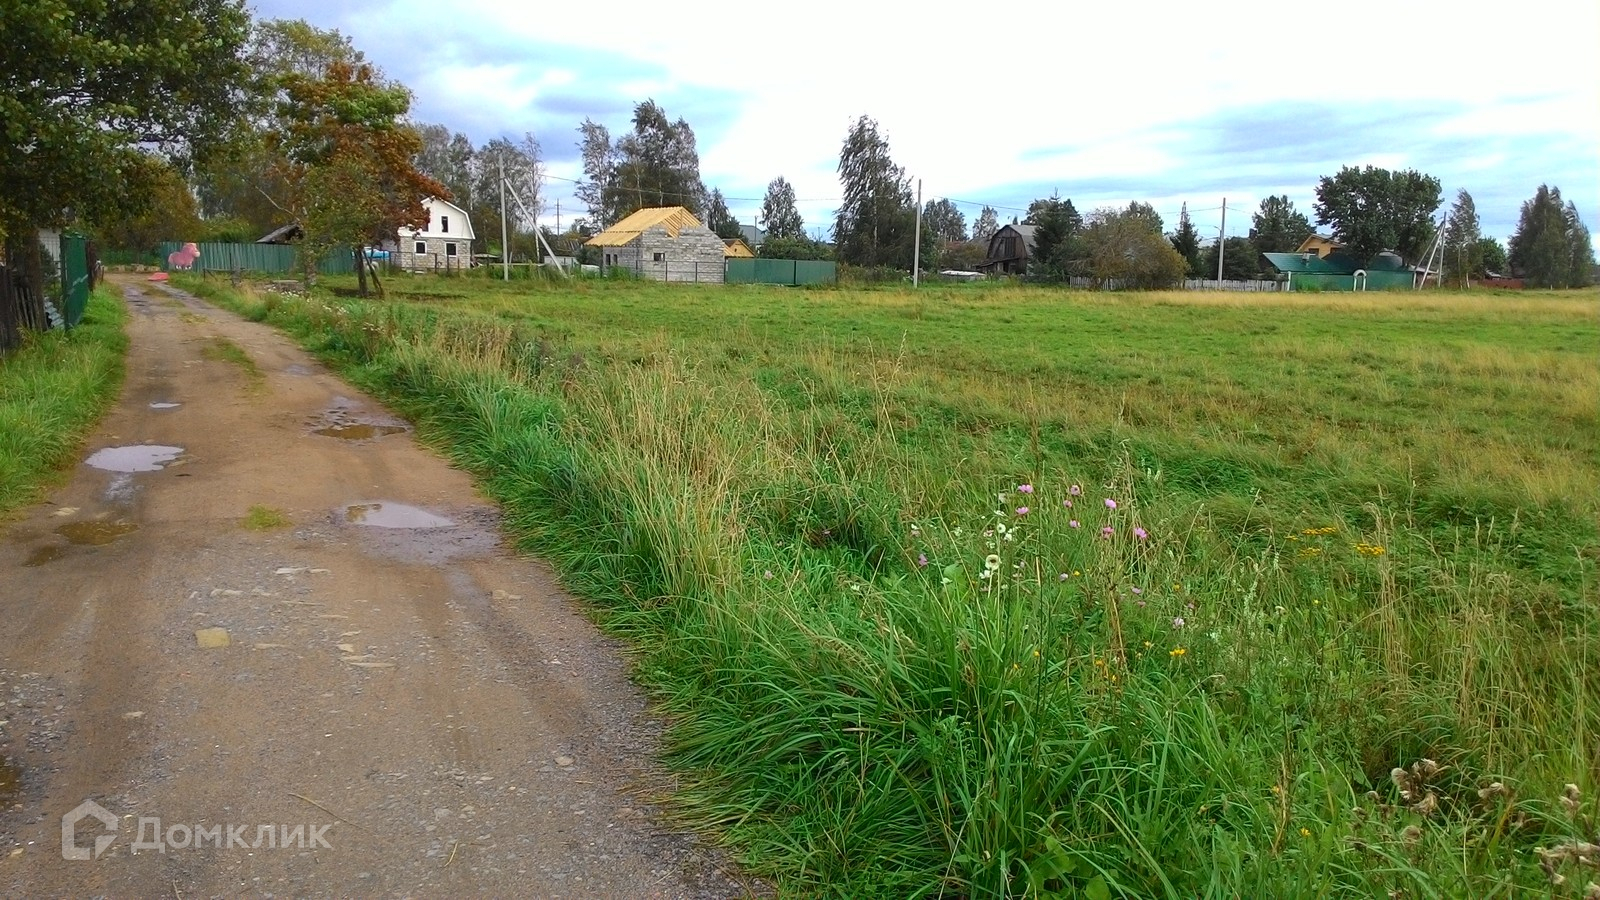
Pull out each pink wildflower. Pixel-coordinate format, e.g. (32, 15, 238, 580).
(1017, 484, 1034, 494)
(1134, 527, 1148, 541)
(917, 553, 928, 568)
(1131, 586, 1143, 595)
(1101, 526, 1114, 538)
(1059, 572, 1069, 582)
(1069, 520, 1080, 528)
(1016, 506, 1030, 516)
(1104, 498, 1117, 510)
(1173, 617, 1185, 628)
(1070, 484, 1082, 496)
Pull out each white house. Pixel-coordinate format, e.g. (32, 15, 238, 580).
(397, 197, 474, 271)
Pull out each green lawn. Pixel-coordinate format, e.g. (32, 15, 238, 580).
(187, 273, 1600, 899)
(0, 286, 127, 518)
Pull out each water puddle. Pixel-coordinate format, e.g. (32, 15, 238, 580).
(22, 545, 66, 567)
(313, 423, 407, 441)
(343, 502, 454, 529)
(149, 402, 181, 410)
(285, 364, 312, 377)
(0, 756, 19, 803)
(85, 445, 184, 473)
(57, 520, 139, 546)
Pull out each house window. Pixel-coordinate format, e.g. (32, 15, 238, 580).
(445, 243, 457, 257)
(414, 241, 427, 254)
(441, 215, 449, 233)
(653, 252, 665, 262)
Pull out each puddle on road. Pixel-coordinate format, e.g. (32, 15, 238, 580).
(57, 521, 139, 546)
(22, 545, 66, 567)
(85, 445, 184, 473)
(313, 423, 407, 441)
(149, 402, 181, 410)
(0, 756, 19, 803)
(343, 502, 455, 529)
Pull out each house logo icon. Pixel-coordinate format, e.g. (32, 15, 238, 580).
(61, 799, 119, 860)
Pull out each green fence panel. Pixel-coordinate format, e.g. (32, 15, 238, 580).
(794, 260, 837, 285)
(725, 258, 756, 284)
(59, 233, 90, 328)
(158, 242, 357, 275)
(1291, 270, 1415, 292)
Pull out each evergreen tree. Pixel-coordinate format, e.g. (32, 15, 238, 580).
(1026, 194, 1081, 277)
(705, 188, 743, 240)
(1508, 184, 1594, 288)
(1249, 195, 1313, 253)
(1169, 203, 1202, 275)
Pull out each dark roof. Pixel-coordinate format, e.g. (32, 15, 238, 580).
(257, 223, 302, 244)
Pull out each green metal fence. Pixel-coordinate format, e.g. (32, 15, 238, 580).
(59, 234, 90, 328)
(725, 258, 837, 286)
(1290, 270, 1414, 292)
(157, 242, 356, 275)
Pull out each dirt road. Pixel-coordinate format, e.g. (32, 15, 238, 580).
(0, 278, 753, 897)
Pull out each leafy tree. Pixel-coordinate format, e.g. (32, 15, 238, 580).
(90, 157, 204, 252)
(1476, 237, 1508, 277)
(276, 59, 446, 295)
(834, 115, 916, 268)
(972, 206, 1000, 245)
(922, 198, 967, 242)
(1203, 237, 1263, 281)
(471, 134, 542, 259)
(415, 124, 475, 207)
(1123, 201, 1164, 236)
(1440, 189, 1482, 287)
(1509, 184, 1595, 288)
(1026, 194, 1081, 278)
(1077, 206, 1186, 289)
(576, 100, 705, 227)
(705, 188, 743, 240)
(192, 18, 362, 235)
(1, 0, 252, 342)
(1313, 165, 1442, 264)
(939, 240, 987, 271)
(1169, 203, 1203, 276)
(1249, 195, 1313, 253)
(760, 177, 805, 240)
(759, 235, 832, 261)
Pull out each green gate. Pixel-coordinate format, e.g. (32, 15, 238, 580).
(59, 233, 91, 328)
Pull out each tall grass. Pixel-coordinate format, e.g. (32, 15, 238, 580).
(0, 287, 128, 518)
(186, 275, 1600, 898)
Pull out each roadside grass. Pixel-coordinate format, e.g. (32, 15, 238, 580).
(181, 273, 1600, 898)
(200, 336, 264, 392)
(241, 504, 290, 530)
(0, 287, 128, 519)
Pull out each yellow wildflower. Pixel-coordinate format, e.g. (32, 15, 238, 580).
(1169, 647, 1187, 658)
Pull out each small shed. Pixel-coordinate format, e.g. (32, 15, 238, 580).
(585, 207, 726, 283)
(977, 223, 1037, 276)
(1262, 250, 1416, 291)
(723, 238, 755, 258)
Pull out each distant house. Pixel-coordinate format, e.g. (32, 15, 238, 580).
(585, 207, 726, 283)
(398, 197, 474, 270)
(977, 223, 1037, 276)
(1295, 234, 1343, 259)
(723, 238, 755, 259)
(739, 223, 766, 249)
(1262, 248, 1418, 291)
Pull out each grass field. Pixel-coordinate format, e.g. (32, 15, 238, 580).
(185, 274, 1599, 898)
(0, 287, 127, 519)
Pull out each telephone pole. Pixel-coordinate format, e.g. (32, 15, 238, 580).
(499, 157, 509, 281)
(1216, 198, 1227, 283)
(912, 178, 923, 287)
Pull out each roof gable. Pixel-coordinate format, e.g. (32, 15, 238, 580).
(587, 207, 705, 247)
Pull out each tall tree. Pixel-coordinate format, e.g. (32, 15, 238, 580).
(275, 60, 446, 295)
(760, 177, 805, 240)
(834, 115, 916, 268)
(1169, 203, 1203, 276)
(2, 0, 252, 344)
(414, 124, 475, 207)
(1123, 201, 1164, 236)
(1509, 184, 1595, 288)
(1026, 194, 1081, 277)
(576, 101, 705, 227)
(705, 188, 743, 240)
(1313, 165, 1442, 264)
(922, 198, 967, 242)
(576, 118, 617, 227)
(471, 134, 542, 259)
(1079, 206, 1186, 289)
(1249, 195, 1313, 253)
(1203, 237, 1262, 281)
(1440, 189, 1482, 286)
(972, 206, 1000, 244)
(1476, 237, 1508, 277)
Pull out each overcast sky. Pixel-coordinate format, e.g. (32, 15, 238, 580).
(250, 0, 1598, 249)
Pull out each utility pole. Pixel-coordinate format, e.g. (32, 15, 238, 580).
(912, 178, 922, 287)
(499, 157, 510, 281)
(1216, 198, 1226, 283)
(555, 199, 561, 234)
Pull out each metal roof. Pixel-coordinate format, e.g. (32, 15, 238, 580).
(585, 207, 704, 247)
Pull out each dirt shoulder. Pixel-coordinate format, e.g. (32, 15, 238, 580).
(0, 276, 755, 897)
